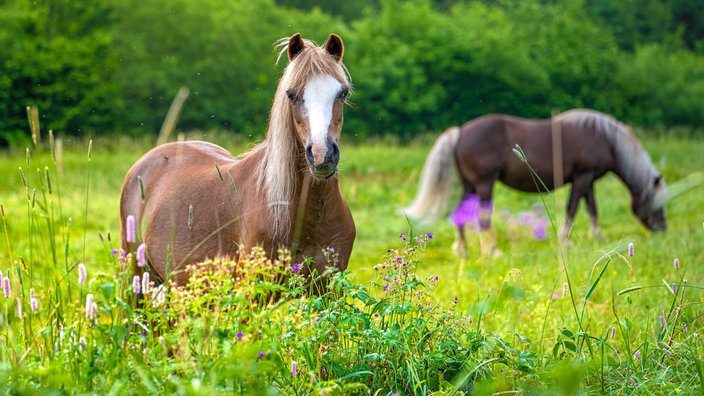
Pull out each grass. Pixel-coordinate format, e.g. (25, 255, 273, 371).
(0, 129, 703, 394)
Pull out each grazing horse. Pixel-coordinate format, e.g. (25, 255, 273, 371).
(401, 109, 668, 256)
(120, 33, 355, 287)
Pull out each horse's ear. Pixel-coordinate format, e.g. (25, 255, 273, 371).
(324, 33, 344, 62)
(288, 33, 305, 61)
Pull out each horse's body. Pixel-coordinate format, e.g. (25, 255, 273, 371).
(120, 33, 355, 286)
(402, 109, 667, 256)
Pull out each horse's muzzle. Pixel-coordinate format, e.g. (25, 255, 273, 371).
(306, 141, 339, 180)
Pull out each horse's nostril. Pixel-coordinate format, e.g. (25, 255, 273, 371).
(305, 144, 314, 164)
(330, 142, 340, 163)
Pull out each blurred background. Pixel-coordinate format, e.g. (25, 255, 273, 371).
(2, 0, 703, 147)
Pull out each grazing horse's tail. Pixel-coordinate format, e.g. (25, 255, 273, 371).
(399, 126, 461, 224)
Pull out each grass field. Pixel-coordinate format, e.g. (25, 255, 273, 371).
(0, 130, 703, 394)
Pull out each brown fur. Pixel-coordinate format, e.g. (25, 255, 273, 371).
(403, 109, 667, 253)
(120, 34, 355, 287)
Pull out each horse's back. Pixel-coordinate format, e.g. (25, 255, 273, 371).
(120, 141, 249, 283)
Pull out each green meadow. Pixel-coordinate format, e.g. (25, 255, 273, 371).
(0, 130, 702, 394)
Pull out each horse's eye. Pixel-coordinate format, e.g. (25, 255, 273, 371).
(286, 89, 299, 103)
(337, 88, 349, 102)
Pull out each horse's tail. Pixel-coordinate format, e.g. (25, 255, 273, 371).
(399, 126, 461, 224)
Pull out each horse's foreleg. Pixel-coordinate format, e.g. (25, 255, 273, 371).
(584, 184, 603, 240)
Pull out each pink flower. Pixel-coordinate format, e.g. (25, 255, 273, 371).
(16, 297, 22, 318)
(86, 294, 97, 320)
(3, 277, 10, 298)
(133, 275, 141, 294)
(142, 272, 150, 295)
(628, 243, 634, 257)
(292, 360, 297, 377)
(136, 243, 147, 268)
(126, 215, 136, 244)
(78, 263, 87, 285)
(674, 258, 680, 270)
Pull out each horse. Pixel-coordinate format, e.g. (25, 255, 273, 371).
(401, 109, 668, 257)
(119, 33, 356, 288)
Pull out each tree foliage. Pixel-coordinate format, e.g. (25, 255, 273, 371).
(1, 0, 704, 145)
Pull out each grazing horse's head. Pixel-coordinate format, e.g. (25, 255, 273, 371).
(281, 33, 350, 180)
(633, 173, 668, 232)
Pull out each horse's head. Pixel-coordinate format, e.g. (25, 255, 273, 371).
(633, 174, 668, 232)
(284, 33, 350, 180)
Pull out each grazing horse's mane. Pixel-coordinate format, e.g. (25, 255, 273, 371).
(256, 37, 351, 238)
(554, 109, 663, 209)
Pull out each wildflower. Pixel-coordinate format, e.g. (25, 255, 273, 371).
(292, 360, 297, 377)
(633, 350, 640, 360)
(563, 282, 569, 296)
(16, 297, 22, 318)
(611, 327, 616, 338)
(450, 194, 480, 229)
(258, 351, 265, 359)
(78, 263, 87, 285)
(30, 288, 38, 312)
(133, 275, 141, 294)
(628, 243, 634, 257)
(86, 294, 97, 320)
(3, 277, 10, 298)
(141, 332, 147, 339)
(399, 232, 405, 239)
(291, 262, 300, 272)
(111, 248, 118, 256)
(672, 283, 677, 294)
(79, 337, 86, 351)
(236, 332, 244, 340)
(427, 232, 433, 239)
(682, 323, 688, 333)
(383, 285, 389, 292)
(551, 293, 561, 299)
(152, 284, 166, 306)
(659, 315, 666, 327)
(674, 258, 680, 270)
(142, 272, 150, 295)
(454, 296, 459, 304)
(136, 243, 147, 268)
(126, 215, 136, 243)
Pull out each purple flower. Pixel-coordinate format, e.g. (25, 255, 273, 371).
(291, 262, 300, 272)
(628, 243, 634, 257)
(3, 277, 10, 298)
(292, 360, 297, 377)
(674, 258, 680, 270)
(383, 285, 389, 292)
(633, 350, 640, 360)
(136, 243, 147, 268)
(126, 215, 136, 244)
(236, 332, 244, 339)
(427, 232, 433, 239)
(682, 323, 688, 333)
(450, 194, 480, 228)
(659, 315, 666, 327)
(133, 275, 141, 294)
(532, 218, 548, 240)
(611, 327, 616, 338)
(258, 351, 265, 359)
(78, 263, 87, 285)
(111, 248, 118, 256)
(454, 296, 458, 304)
(563, 282, 569, 296)
(399, 232, 405, 239)
(141, 332, 147, 339)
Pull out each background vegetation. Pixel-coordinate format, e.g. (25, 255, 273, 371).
(2, 0, 704, 146)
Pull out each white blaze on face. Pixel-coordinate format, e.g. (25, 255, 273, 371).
(303, 75, 341, 164)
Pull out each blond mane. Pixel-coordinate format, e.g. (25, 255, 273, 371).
(554, 109, 664, 210)
(257, 37, 350, 238)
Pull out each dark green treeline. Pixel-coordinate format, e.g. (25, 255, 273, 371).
(1, 0, 703, 145)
